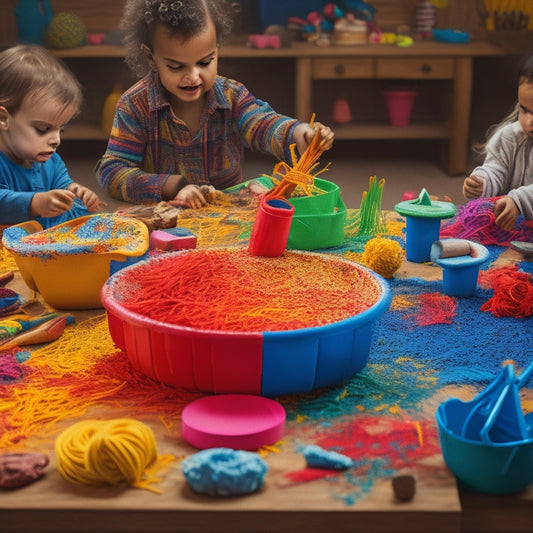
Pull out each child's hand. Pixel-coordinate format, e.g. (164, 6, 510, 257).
(30, 189, 76, 218)
(67, 182, 105, 212)
(294, 122, 335, 155)
(493, 196, 520, 231)
(463, 174, 484, 199)
(169, 184, 207, 209)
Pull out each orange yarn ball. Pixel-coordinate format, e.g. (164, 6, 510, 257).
(362, 237, 404, 278)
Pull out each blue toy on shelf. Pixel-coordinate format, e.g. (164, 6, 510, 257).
(14, 0, 54, 44)
(432, 29, 470, 43)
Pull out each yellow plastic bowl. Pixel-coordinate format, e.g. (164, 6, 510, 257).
(2, 214, 149, 309)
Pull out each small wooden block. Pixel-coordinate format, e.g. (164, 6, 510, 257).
(392, 474, 416, 501)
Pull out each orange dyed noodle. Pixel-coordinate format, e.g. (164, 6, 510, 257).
(114, 249, 382, 332)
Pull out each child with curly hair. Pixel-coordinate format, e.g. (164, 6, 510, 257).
(95, 0, 334, 209)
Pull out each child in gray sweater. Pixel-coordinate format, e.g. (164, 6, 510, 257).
(463, 49, 533, 231)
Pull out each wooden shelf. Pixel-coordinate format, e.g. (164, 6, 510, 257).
(333, 121, 449, 140)
(52, 44, 126, 58)
(50, 41, 504, 175)
(63, 123, 108, 141)
(61, 121, 450, 143)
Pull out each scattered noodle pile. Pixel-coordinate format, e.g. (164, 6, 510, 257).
(479, 265, 533, 318)
(113, 248, 382, 332)
(440, 198, 533, 246)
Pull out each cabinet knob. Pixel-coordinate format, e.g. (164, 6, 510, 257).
(334, 63, 346, 76)
(421, 63, 432, 73)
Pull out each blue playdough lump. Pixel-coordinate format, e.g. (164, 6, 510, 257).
(182, 448, 268, 497)
(302, 444, 353, 470)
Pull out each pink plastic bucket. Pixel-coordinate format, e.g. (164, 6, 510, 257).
(382, 90, 418, 127)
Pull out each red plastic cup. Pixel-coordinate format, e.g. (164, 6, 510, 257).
(248, 196, 295, 257)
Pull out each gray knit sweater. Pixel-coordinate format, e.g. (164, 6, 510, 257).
(472, 121, 533, 220)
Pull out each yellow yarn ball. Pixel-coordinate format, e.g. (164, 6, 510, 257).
(362, 237, 404, 279)
(45, 13, 86, 49)
(55, 418, 159, 490)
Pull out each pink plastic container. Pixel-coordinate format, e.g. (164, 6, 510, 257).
(382, 90, 418, 127)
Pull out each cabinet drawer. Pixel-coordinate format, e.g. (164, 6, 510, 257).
(312, 58, 374, 79)
(376, 58, 454, 79)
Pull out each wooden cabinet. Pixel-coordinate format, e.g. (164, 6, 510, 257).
(376, 57, 455, 78)
(312, 58, 374, 79)
(290, 41, 502, 175)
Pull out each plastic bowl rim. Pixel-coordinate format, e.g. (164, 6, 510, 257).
(101, 247, 392, 339)
(436, 401, 533, 448)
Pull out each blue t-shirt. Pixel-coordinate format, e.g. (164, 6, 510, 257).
(0, 151, 89, 229)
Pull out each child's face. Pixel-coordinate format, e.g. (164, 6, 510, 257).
(518, 80, 533, 140)
(0, 94, 77, 167)
(147, 19, 218, 111)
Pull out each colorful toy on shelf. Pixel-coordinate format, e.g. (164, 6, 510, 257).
(247, 34, 281, 49)
(432, 28, 470, 43)
(14, 0, 54, 45)
(45, 12, 86, 49)
(414, 0, 437, 40)
(340, 0, 377, 21)
(332, 96, 352, 124)
(101, 83, 123, 135)
(288, 2, 376, 44)
(482, 0, 533, 31)
(331, 12, 368, 45)
(382, 89, 418, 126)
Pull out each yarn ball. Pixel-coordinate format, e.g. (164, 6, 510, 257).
(55, 418, 158, 488)
(362, 237, 404, 278)
(45, 12, 86, 49)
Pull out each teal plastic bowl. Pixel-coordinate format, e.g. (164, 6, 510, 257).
(287, 178, 347, 251)
(436, 400, 533, 494)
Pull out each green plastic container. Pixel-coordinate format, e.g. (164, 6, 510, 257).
(287, 178, 347, 251)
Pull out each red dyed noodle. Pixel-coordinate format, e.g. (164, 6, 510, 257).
(114, 248, 382, 332)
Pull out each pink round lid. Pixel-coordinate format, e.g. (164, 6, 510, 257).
(181, 394, 286, 451)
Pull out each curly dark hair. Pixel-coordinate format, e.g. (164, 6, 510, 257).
(120, 0, 234, 77)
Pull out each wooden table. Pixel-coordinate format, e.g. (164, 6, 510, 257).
(1, 218, 532, 533)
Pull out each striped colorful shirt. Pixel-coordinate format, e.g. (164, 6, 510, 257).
(95, 71, 300, 204)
